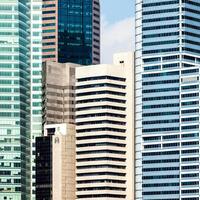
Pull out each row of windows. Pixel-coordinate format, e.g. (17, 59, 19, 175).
(144, 65, 160, 71)
(182, 165, 199, 170)
(77, 171, 125, 177)
(143, 127, 179, 133)
(76, 90, 125, 97)
(142, 87, 179, 94)
(143, 31, 179, 39)
(143, 159, 179, 164)
(182, 157, 199, 162)
(143, 182, 179, 188)
(77, 157, 125, 162)
(77, 127, 126, 133)
(182, 149, 199, 154)
(182, 0, 200, 6)
(143, 71, 179, 78)
(77, 194, 126, 199)
(77, 149, 125, 155)
(143, 0, 178, 8)
(181, 93, 199, 98)
(77, 179, 125, 184)
(143, 134, 199, 142)
(182, 31, 200, 38)
(77, 76, 125, 82)
(76, 97, 126, 104)
(143, 151, 179, 156)
(181, 181, 199, 186)
(143, 95, 179, 101)
(76, 105, 126, 111)
(182, 7, 200, 15)
(143, 16, 179, 23)
(143, 174, 179, 180)
(77, 186, 125, 191)
(181, 109, 199, 114)
(77, 120, 125, 126)
(143, 55, 180, 63)
(77, 135, 126, 141)
(76, 83, 125, 89)
(143, 24, 179, 31)
(144, 141, 199, 149)
(163, 63, 179, 69)
(143, 119, 179, 125)
(182, 125, 199, 131)
(182, 101, 199, 106)
(143, 40, 179, 47)
(143, 103, 179, 109)
(77, 142, 125, 148)
(143, 8, 179, 16)
(183, 47, 200, 54)
(182, 85, 199, 90)
(182, 117, 199, 122)
(143, 47, 179, 55)
(143, 79, 179, 86)
(143, 191, 179, 195)
(76, 112, 125, 119)
(143, 111, 179, 117)
(182, 173, 199, 178)
(143, 167, 179, 172)
(182, 189, 199, 194)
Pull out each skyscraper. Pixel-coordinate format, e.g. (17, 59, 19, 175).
(0, 1, 30, 199)
(76, 52, 134, 199)
(36, 61, 77, 200)
(42, 61, 77, 125)
(30, 1, 43, 199)
(42, 0, 100, 65)
(136, 0, 200, 199)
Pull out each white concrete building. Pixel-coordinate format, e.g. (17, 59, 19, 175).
(76, 52, 135, 199)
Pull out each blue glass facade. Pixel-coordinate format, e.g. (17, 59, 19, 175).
(42, 0, 100, 65)
(58, 0, 93, 64)
(136, 0, 200, 199)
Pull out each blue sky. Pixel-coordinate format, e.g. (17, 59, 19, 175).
(100, 0, 134, 63)
(101, 0, 134, 24)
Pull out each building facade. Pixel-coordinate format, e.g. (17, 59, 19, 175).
(0, 1, 31, 199)
(30, 1, 43, 199)
(42, 61, 77, 125)
(42, 0, 100, 65)
(76, 52, 134, 199)
(135, 0, 200, 199)
(36, 123, 76, 200)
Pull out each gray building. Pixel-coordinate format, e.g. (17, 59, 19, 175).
(42, 61, 78, 125)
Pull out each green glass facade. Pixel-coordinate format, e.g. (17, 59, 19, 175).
(30, 1, 42, 199)
(0, 0, 30, 199)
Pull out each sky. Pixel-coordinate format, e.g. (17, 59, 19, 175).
(100, 0, 135, 63)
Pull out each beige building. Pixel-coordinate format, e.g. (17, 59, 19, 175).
(36, 61, 77, 200)
(76, 52, 135, 199)
(36, 123, 76, 200)
(42, 61, 78, 125)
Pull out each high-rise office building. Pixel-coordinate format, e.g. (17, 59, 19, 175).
(0, 1, 31, 199)
(36, 61, 77, 200)
(76, 52, 134, 199)
(42, 0, 100, 65)
(42, 61, 77, 125)
(30, 1, 43, 199)
(135, 0, 200, 199)
(36, 123, 76, 200)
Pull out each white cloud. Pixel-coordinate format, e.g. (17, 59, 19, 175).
(101, 16, 135, 64)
